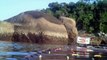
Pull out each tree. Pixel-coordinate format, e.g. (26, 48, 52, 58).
(42, 0, 107, 34)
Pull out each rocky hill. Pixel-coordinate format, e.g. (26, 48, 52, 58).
(1, 11, 78, 45)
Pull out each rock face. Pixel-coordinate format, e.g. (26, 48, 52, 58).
(3, 11, 78, 45)
(60, 16, 78, 45)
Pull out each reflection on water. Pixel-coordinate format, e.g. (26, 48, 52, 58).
(0, 41, 66, 52)
(0, 41, 107, 60)
(0, 41, 66, 60)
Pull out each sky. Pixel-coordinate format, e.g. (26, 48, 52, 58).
(0, 0, 79, 20)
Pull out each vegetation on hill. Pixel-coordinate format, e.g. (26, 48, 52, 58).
(42, 0, 107, 34)
(0, 21, 14, 33)
(0, 21, 14, 41)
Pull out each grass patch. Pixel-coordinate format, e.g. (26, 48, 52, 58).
(0, 21, 14, 33)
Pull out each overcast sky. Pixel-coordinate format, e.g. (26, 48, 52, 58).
(0, 0, 79, 20)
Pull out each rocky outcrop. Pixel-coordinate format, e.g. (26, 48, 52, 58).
(2, 11, 78, 45)
(11, 17, 68, 45)
(60, 16, 78, 45)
